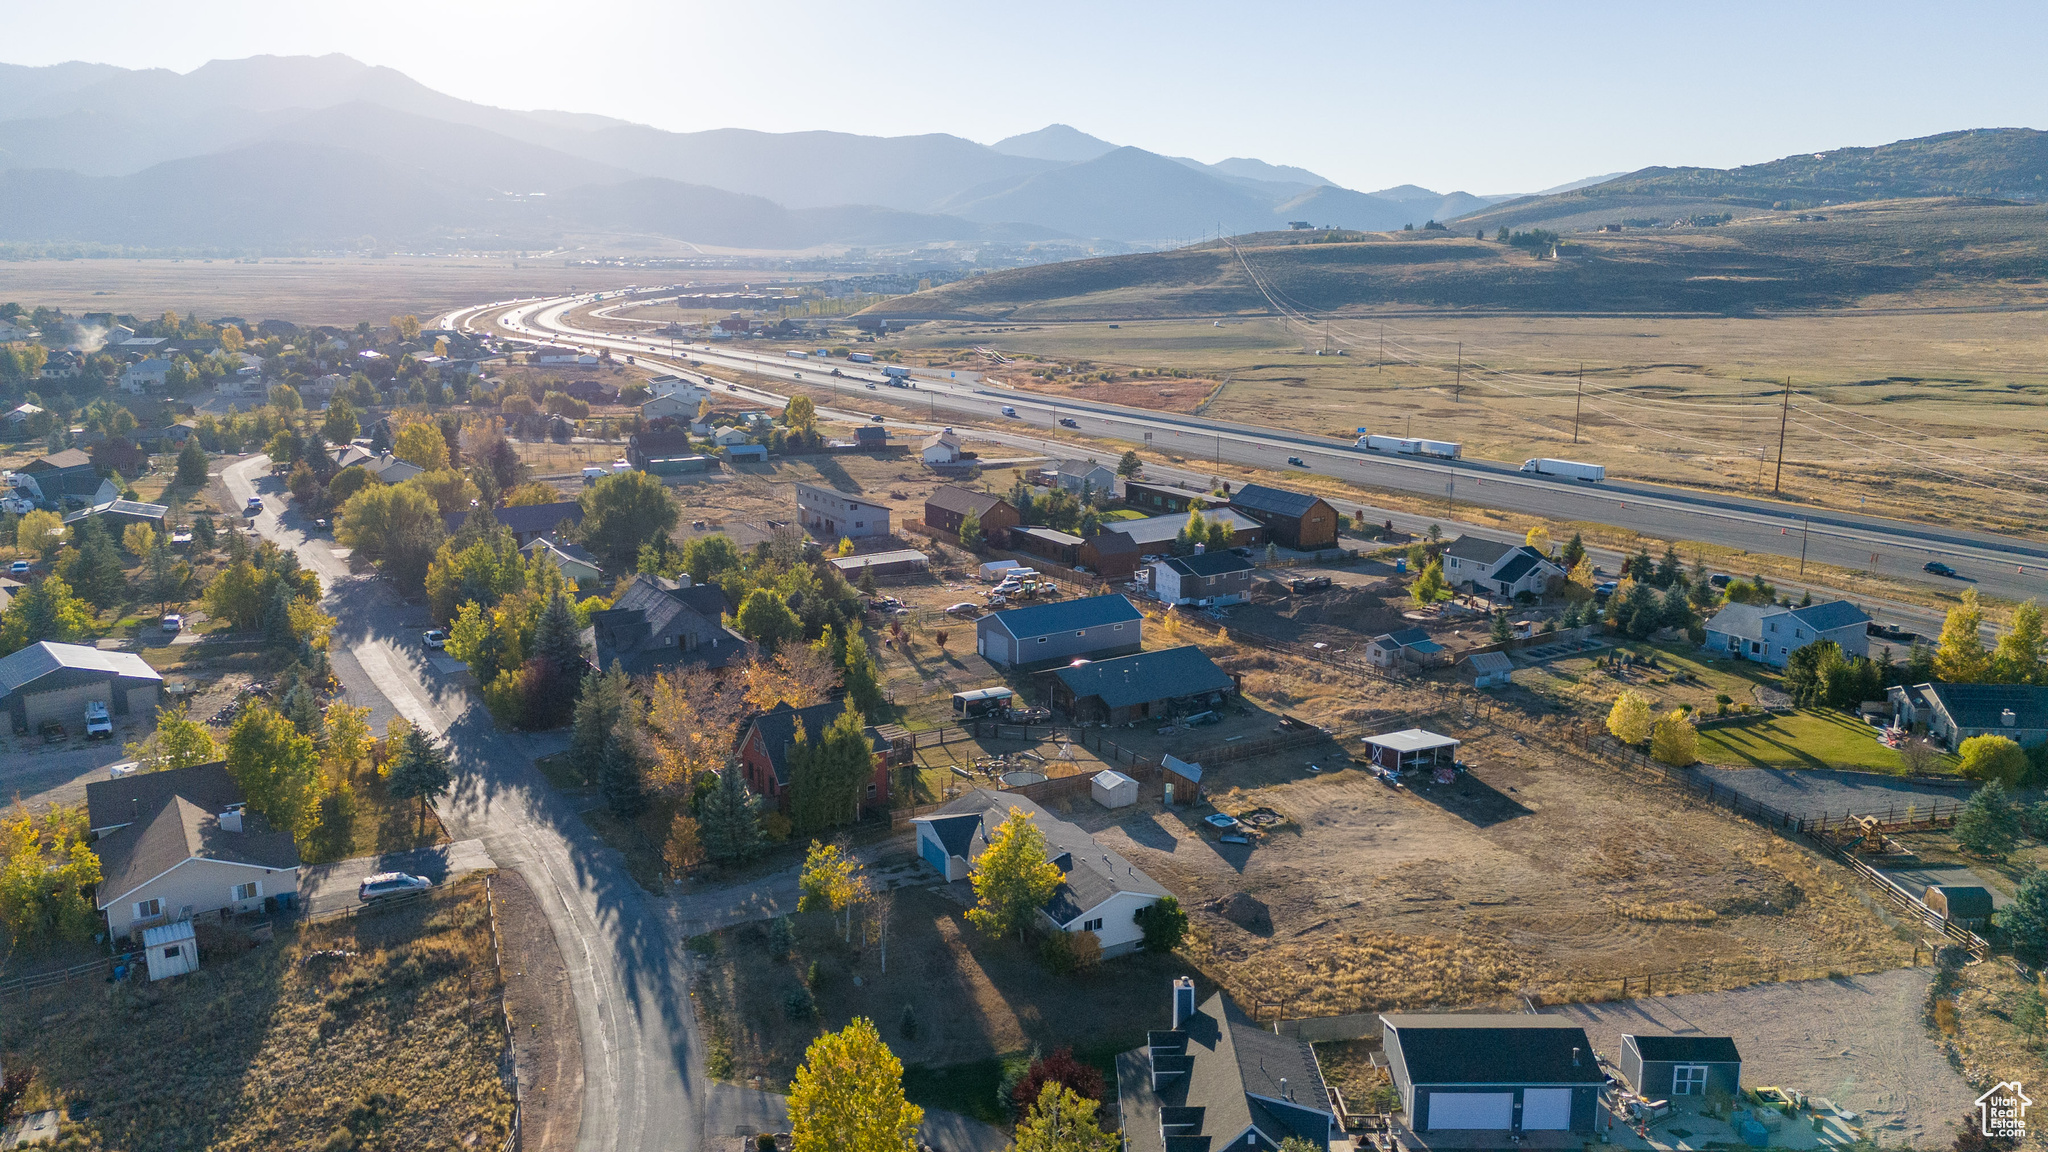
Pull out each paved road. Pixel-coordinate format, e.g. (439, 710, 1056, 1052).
(485, 294, 2047, 609)
(298, 838, 498, 915)
(225, 457, 709, 1152)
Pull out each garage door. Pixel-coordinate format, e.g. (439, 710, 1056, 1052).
(1521, 1088, 1573, 1131)
(1425, 1092, 1513, 1131)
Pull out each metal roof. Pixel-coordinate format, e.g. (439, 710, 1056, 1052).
(1362, 728, 1459, 754)
(143, 919, 196, 947)
(0, 641, 162, 697)
(1464, 651, 1515, 675)
(1157, 551, 1255, 578)
(1228, 483, 1325, 519)
(1052, 645, 1234, 710)
(1626, 1034, 1742, 1064)
(982, 593, 1142, 640)
(1113, 508, 1262, 547)
(927, 789, 1168, 921)
(1382, 1014, 1605, 1085)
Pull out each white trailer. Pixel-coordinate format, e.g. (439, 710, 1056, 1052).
(1520, 458, 1605, 482)
(1358, 434, 1408, 452)
(1411, 439, 1462, 460)
(785, 349, 810, 359)
(1357, 434, 1461, 459)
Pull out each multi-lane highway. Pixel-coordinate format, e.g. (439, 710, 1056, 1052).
(461, 293, 2046, 614)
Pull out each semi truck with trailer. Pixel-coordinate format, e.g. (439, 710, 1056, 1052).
(1356, 433, 1462, 460)
(1520, 458, 1606, 482)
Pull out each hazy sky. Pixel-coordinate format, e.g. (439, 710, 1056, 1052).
(6, 0, 2046, 193)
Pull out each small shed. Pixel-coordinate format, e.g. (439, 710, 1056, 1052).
(1162, 754, 1203, 804)
(1091, 769, 1139, 809)
(1463, 651, 1515, 688)
(828, 549, 929, 581)
(981, 559, 1029, 581)
(1619, 1034, 1742, 1100)
(724, 444, 768, 462)
(143, 919, 198, 981)
(1363, 729, 1460, 774)
(1927, 884, 1995, 930)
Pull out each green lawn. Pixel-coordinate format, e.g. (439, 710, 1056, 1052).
(1698, 708, 1957, 774)
(1099, 508, 1145, 522)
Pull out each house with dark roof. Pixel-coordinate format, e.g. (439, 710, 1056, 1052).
(1048, 646, 1237, 725)
(1705, 599, 1869, 667)
(974, 594, 1143, 668)
(16, 448, 111, 507)
(586, 574, 751, 675)
(1077, 529, 1143, 581)
(796, 482, 891, 540)
(1012, 526, 1083, 566)
(0, 640, 162, 731)
(1618, 1034, 1742, 1101)
(628, 429, 698, 469)
(442, 501, 586, 546)
(914, 790, 1171, 955)
(1118, 977, 1337, 1152)
(924, 484, 1018, 545)
(1380, 1014, 1605, 1137)
(853, 424, 889, 449)
(1441, 536, 1565, 599)
(62, 498, 169, 532)
(1151, 551, 1255, 606)
(1889, 681, 2048, 750)
(1227, 483, 1338, 551)
(736, 700, 894, 814)
(1122, 480, 1215, 515)
(1114, 508, 1265, 552)
(1364, 627, 1448, 669)
(85, 761, 300, 939)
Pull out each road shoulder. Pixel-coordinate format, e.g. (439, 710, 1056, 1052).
(495, 868, 585, 1152)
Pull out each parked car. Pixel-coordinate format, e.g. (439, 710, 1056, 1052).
(8, 560, 29, 575)
(1058, 417, 1079, 428)
(170, 528, 193, 546)
(422, 629, 448, 649)
(358, 872, 432, 902)
(84, 701, 112, 740)
(1924, 560, 1958, 578)
(1707, 573, 1731, 590)
(1287, 456, 1306, 467)
(1593, 580, 1620, 598)
(161, 614, 183, 633)
(245, 496, 264, 515)
(944, 602, 982, 618)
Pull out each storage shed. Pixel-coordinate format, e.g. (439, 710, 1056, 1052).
(1926, 884, 1995, 930)
(828, 549, 929, 580)
(142, 919, 198, 981)
(1090, 769, 1138, 809)
(1619, 1034, 1742, 1100)
(1361, 729, 1460, 774)
(1463, 651, 1515, 688)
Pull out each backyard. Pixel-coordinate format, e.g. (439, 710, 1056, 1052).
(1698, 708, 1958, 774)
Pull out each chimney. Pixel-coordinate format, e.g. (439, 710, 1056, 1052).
(1571, 1047, 1581, 1068)
(1172, 976, 1196, 1029)
(1280, 1077, 1289, 1101)
(220, 809, 243, 833)
(2002, 709, 2017, 728)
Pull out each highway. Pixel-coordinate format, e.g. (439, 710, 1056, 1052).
(463, 294, 2047, 616)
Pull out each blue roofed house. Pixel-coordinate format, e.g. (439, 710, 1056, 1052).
(913, 789, 1170, 955)
(973, 594, 1144, 668)
(1048, 646, 1237, 725)
(1704, 599, 1869, 667)
(1118, 977, 1339, 1152)
(1365, 627, 1449, 670)
(1440, 536, 1565, 599)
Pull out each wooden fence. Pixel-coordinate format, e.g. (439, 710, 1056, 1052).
(0, 953, 135, 1000)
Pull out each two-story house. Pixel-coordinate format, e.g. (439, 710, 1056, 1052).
(795, 482, 891, 541)
(1440, 537, 1567, 599)
(1704, 599, 1869, 667)
(585, 574, 752, 675)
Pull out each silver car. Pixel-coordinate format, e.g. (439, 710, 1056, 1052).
(358, 872, 432, 902)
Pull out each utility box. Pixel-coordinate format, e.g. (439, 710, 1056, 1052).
(1091, 769, 1138, 809)
(143, 919, 198, 981)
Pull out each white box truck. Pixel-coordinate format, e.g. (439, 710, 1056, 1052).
(882, 365, 911, 381)
(1521, 458, 1605, 482)
(1358, 434, 1408, 452)
(847, 352, 875, 364)
(1411, 439, 1462, 459)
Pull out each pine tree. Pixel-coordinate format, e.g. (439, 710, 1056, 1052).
(532, 586, 585, 670)
(958, 507, 984, 550)
(261, 579, 297, 649)
(1489, 610, 1513, 642)
(282, 682, 323, 738)
(841, 630, 884, 714)
(64, 518, 125, 608)
(700, 765, 763, 864)
(1955, 780, 2021, 857)
(571, 665, 634, 787)
(388, 725, 453, 837)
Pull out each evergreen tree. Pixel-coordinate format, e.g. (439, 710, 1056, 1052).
(958, 507, 983, 550)
(1654, 546, 1682, 587)
(700, 765, 764, 864)
(1560, 532, 1586, 569)
(532, 586, 586, 670)
(388, 725, 454, 837)
(571, 664, 634, 787)
(261, 579, 297, 649)
(63, 517, 125, 608)
(176, 441, 209, 486)
(841, 630, 885, 715)
(1955, 780, 2021, 857)
(1489, 609, 1513, 642)
(1116, 450, 1142, 478)
(282, 682, 323, 737)
(2005, 870, 2048, 961)
(792, 703, 873, 833)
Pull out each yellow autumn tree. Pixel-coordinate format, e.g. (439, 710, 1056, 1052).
(789, 1018, 922, 1152)
(1650, 709, 1698, 767)
(1935, 588, 1991, 683)
(1607, 689, 1653, 745)
(1524, 526, 1553, 557)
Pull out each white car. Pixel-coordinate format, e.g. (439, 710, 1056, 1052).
(161, 614, 183, 633)
(422, 629, 448, 650)
(84, 700, 112, 740)
(8, 560, 28, 576)
(358, 872, 432, 902)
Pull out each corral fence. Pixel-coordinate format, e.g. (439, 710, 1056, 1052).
(0, 953, 138, 1000)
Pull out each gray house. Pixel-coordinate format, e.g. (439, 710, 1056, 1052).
(1118, 978, 1338, 1152)
(1618, 1034, 1742, 1101)
(1440, 536, 1565, 599)
(1052, 458, 1118, 499)
(1704, 599, 1869, 668)
(1889, 682, 2048, 750)
(1380, 1014, 1605, 1137)
(586, 574, 752, 675)
(973, 594, 1143, 668)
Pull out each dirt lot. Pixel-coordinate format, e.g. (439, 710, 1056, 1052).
(1066, 718, 1915, 1020)
(493, 871, 583, 1152)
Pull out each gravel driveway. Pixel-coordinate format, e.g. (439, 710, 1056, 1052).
(1554, 967, 1970, 1148)
(1686, 765, 1973, 820)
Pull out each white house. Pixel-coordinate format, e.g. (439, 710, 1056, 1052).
(1703, 599, 1869, 668)
(535, 345, 596, 365)
(646, 372, 710, 402)
(118, 357, 173, 394)
(921, 428, 963, 464)
(795, 481, 891, 539)
(1440, 536, 1566, 599)
(5, 402, 44, 429)
(642, 393, 699, 422)
(913, 788, 1170, 956)
(86, 762, 301, 940)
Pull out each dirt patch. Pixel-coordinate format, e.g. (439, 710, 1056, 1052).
(997, 373, 1213, 413)
(1224, 582, 1412, 648)
(492, 870, 583, 1152)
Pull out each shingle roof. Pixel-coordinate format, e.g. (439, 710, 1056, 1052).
(1082, 530, 1141, 556)
(1442, 535, 1516, 565)
(523, 534, 601, 568)
(1052, 646, 1234, 711)
(923, 813, 982, 860)
(931, 789, 1168, 921)
(1489, 548, 1552, 585)
(29, 448, 92, 471)
(747, 700, 890, 787)
(0, 641, 161, 697)
(442, 501, 584, 538)
(1790, 599, 1870, 632)
(1136, 989, 1334, 1152)
(1228, 483, 1324, 519)
(1627, 1034, 1743, 1064)
(87, 761, 239, 833)
(984, 593, 1142, 640)
(1929, 885, 1996, 917)
(1705, 602, 1769, 641)
(1380, 627, 1432, 647)
(1927, 682, 2048, 731)
(926, 484, 1008, 516)
(1381, 1015, 1605, 1085)
(91, 765, 300, 909)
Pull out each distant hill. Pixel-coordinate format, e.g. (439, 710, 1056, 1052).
(992, 124, 1118, 163)
(937, 147, 1279, 241)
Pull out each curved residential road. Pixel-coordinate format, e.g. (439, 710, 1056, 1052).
(478, 294, 2047, 607)
(224, 457, 709, 1152)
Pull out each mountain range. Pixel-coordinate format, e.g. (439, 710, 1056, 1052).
(0, 54, 1523, 252)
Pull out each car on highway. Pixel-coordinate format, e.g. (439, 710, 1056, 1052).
(161, 614, 182, 633)
(1287, 456, 1307, 467)
(1924, 561, 1958, 578)
(1001, 406, 1018, 417)
(869, 414, 885, 422)
(726, 384, 739, 391)
(830, 368, 844, 377)
(1059, 417, 1079, 428)
(358, 872, 433, 902)
(422, 629, 448, 649)
(793, 371, 802, 378)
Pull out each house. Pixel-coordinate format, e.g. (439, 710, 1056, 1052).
(1889, 682, 2048, 750)
(1704, 599, 1869, 667)
(16, 447, 103, 505)
(725, 444, 769, 463)
(522, 534, 603, 587)
(921, 428, 963, 464)
(641, 393, 700, 422)
(441, 501, 585, 547)
(1365, 627, 1448, 669)
(1618, 1034, 1742, 1100)
(1151, 551, 1256, 607)
(914, 791, 1171, 956)
(534, 345, 597, 365)
(1048, 645, 1237, 724)
(1925, 885, 1996, 931)
(1114, 508, 1266, 553)
(1227, 483, 1338, 552)
(646, 372, 710, 402)
(1119, 977, 1338, 1152)
(795, 482, 891, 540)
(62, 499, 170, 533)
(1011, 526, 1082, 566)
(1380, 1014, 1605, 1137)
(1122, 480, 1215, 515)
(713, 426, 754, 448)
(627, 429, 697, 470)
(558, 379, 617, 403)
(1440, 536, 1566, 599)
(975, 594, 1143, 668)
(587, 573, 750, 675)
(827, 549, 929, 581)
(329, 444, 424, 485)
(117, 358, 173, 394)
(1361, 729, 1460, 774)
(1076, 529, 1143, 581)
(1052, 458, 1118, 498)
(853, 425, 888, 449)
(0, 641, 162, 731)
(737, 700, 894, 814)
(86, 760, 300, 940)
(1462, 650, 1515, 688)
(924, 485, 1018, 546)
(0, 318, 39, 341)
(5, 402, 44, 430)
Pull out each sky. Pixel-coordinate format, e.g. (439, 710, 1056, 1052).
(4, 0, 2047, 193)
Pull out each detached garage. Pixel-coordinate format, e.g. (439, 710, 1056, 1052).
(1619, 1034, 1741, 1101)
(0, 641, 162, 733)
(1381, 1014, 1606, 1138)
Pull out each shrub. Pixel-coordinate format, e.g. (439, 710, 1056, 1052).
(783, 988, 814, 1020)
(1011, 1046, 1106, 1113)
(899, 1003, 919, 1040)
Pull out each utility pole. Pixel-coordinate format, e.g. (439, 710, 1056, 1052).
(1572, 363, 1584, 444)
(1379, 322, 1384, 373)
(1323, 319, 1330, 355)
(1773, 376, 1791, 494)
(1799, 517, 1810, 575)
(1455, 342, 1463, 402)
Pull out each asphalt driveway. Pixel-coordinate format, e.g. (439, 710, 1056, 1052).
(298, 838, 497, 915)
